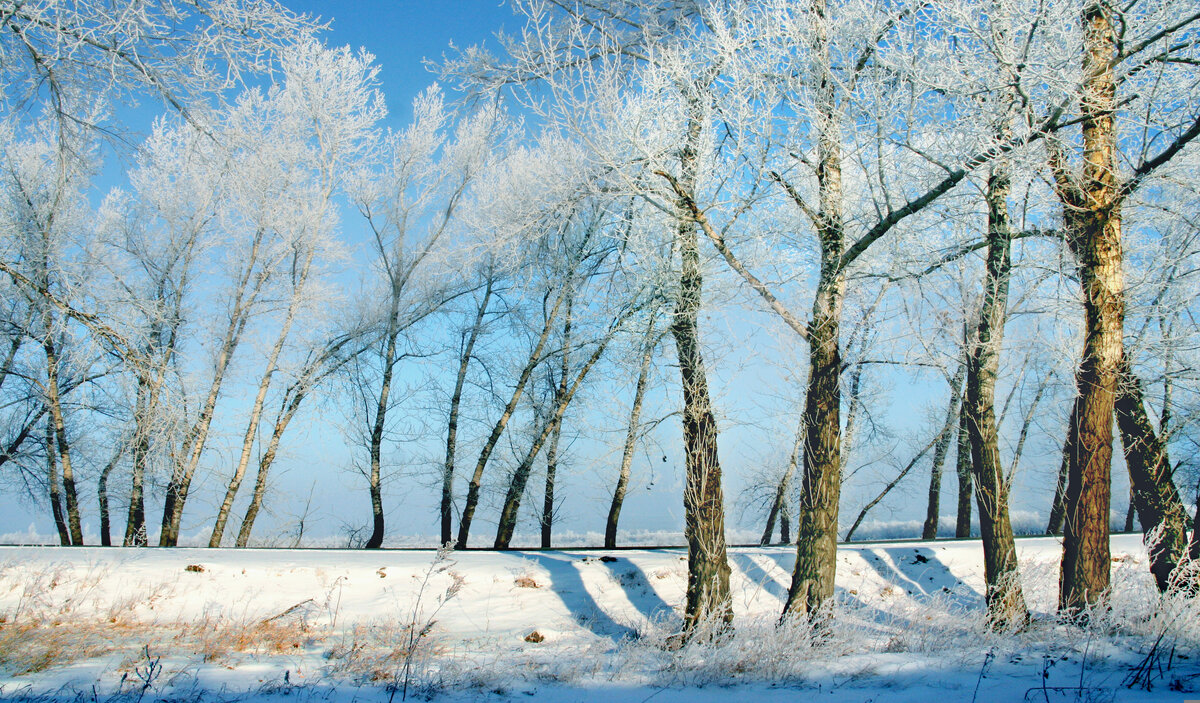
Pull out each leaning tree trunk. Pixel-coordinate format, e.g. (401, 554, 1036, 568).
(365, 316, 401, 550)
(442, 279, 493, 546)
(124, 374, 154, 547)
(97, 442, 125, 547)
(211, 250, 314, 548)
(494, 303, 630, 549)
(963, 161, 1029, 629)
(923, 360, 967, 540)
(1114, 358, 1189, 592)
(456, 289, 565, 549)
(1053, 2, 1124, 615)
(605, 313, 657, 549)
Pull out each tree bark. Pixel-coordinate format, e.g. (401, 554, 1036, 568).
(456, 288, 566, 549)
(160, 231, 268, 546)
(1114, 358, 1189, 592)
(955, 396, 973, 538)
(671, 104, 732, 636)
(783, 0, 844, 621)
(963, 161, 1029, 629)
(924, 360, 967, 540)
(1051, 2, 1124, 615)
(46, 419, 69, 546)
(494, 302, 630, 549)
(210, 249, 315, 548)
(540, 300, 572, 549)
(42, 332, 82, 545)
(364, 312, 400, 550)
(442, 278, 493, 546)
(605, 313, 657, 549)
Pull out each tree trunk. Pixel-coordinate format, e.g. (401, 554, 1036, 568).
(235, 387, 303, 547)
(606, 313, 657, 549)
(365, 321, 400, 550)
(783, 0, 844, 621)
(541, 292, 573, 549)
(124, 375, 153, 547)
(494, 302, 628, 549)
(442, 279, 493, 546)
(97, 442, 125, 547)
(672, 106, 732, 636)
(42, 332, 82, 546)
(1047, 448, 1070, 535)
(456, 288, 566, 549)
(924, 360, 967, 540)
(762, 422, 802, 546)
(160, 232, 267, 547)
(955, 397, 973, 538)
(1053, 2, 1124, 615)
(46, 420, 69, 546)
(1114, 358, 1189, 592)
(963, 162, 1029, 629)
(211, 250, 315, 548)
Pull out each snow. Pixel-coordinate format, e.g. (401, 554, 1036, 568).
(1, 534, 1197, 701)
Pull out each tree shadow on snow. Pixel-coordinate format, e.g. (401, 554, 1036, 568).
(597, 556, 675, 623)
(852, 546, 983, 611)
(516, 552, 638, 642)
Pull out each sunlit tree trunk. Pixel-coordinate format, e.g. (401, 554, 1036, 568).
(955, 401, 973, 538)
(46, 420, 69, 545)
(540, 299, 572, 549)
(1050, 2, 1124, 615)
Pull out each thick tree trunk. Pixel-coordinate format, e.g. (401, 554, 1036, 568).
(605, 313, 657, 549)
(783, 0, 844, 620)
(1054, 2, 1124, 615)
(762, 423, 803, 546)
(442, 279, 493, 546)
(671, 107, 732, 636)
(963, 162, 1029, 629)
(955, 400, 973, 538)
(1114, 358, 1189, 592)
(456, 289, 565, 549)
(924, 361, 967, 540)
(124, 376, 153, 547)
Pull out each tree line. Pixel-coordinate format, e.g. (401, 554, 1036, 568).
(2, 0, 1200, 641)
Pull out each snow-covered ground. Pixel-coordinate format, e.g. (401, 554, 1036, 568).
(1, 534, 1197, 701)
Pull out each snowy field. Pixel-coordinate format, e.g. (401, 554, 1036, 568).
(1, 534, 1198, 702)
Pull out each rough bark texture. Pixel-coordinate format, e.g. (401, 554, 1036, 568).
(674, 108, 732, 636)
(43, 333, 82, 546)
(605, 314, 657, 549)
(784, 0, 844, 620)
(1053, 2, 1124, 615)
(1114, 358, 1189, 592)
(963, 163, 1029, 629)
(923, 361, 967, 540)
(442, 280, 493, 546)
